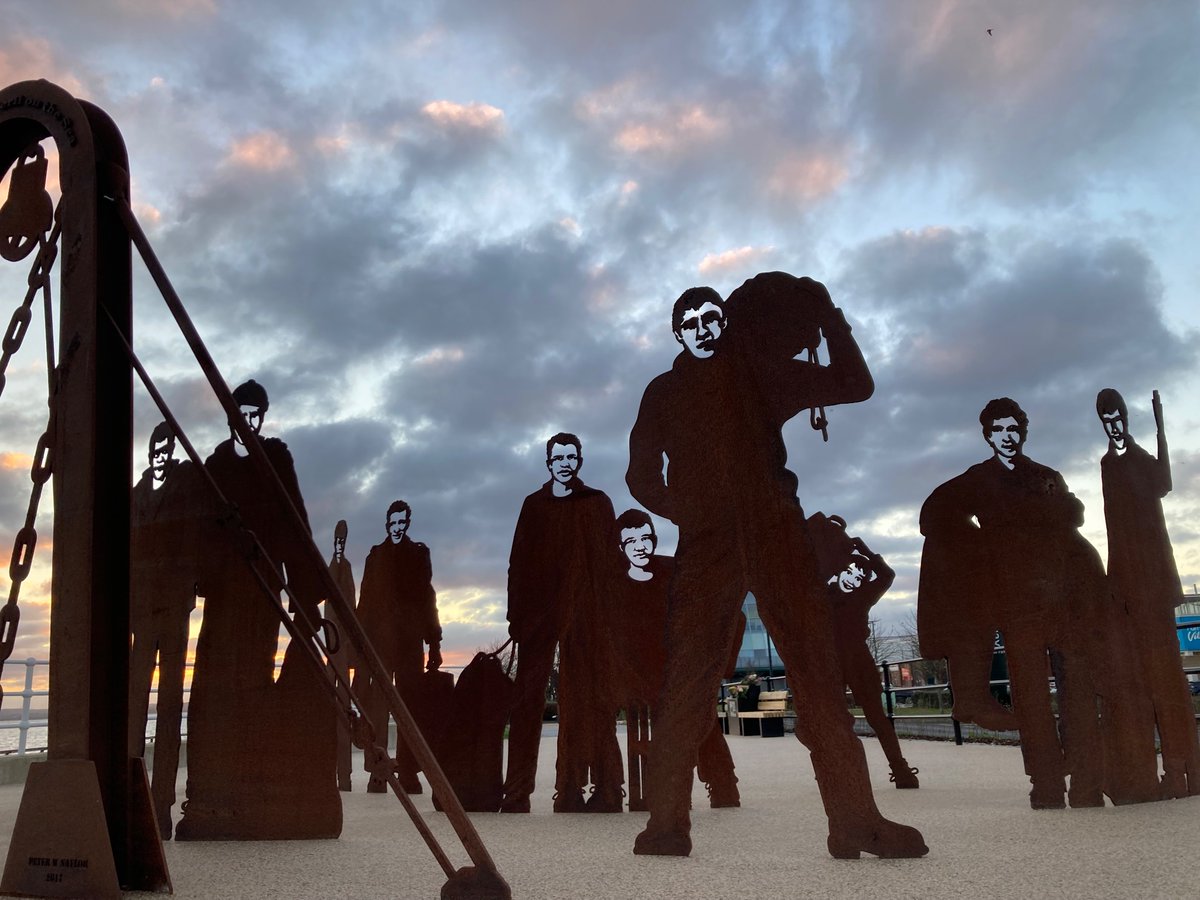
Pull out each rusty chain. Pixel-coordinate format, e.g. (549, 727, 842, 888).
(0, 203, 61, 402)
(0, 191, 60, 705)
(0, 406, 55, 681)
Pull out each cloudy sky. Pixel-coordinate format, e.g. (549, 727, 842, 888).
(2, 0, 1199, 669)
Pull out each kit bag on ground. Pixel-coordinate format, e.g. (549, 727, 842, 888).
(432, 646, 516, 812)
(415, 667, 456, 769)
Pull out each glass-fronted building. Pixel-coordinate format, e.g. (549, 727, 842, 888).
(732, 594, 780, 678)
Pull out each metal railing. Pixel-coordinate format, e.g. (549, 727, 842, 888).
(720, 619, 1200, 746)
(0, 658, 50, 755)
(0, 656, 192, 756)
(1, 657, 466, 757)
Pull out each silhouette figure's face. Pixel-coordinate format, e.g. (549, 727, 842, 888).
(150, 437, 173, 482)
(620, 524, 655, 570)
(836, 562, 866, 594)
(1099, 409, 1127, 444)
(233, 404, 264, 445)
(546, 442, 581, 486)
(333, 535, 346, 559)
(387, 510, 410, 544)
(674, 302, 725, 359)
(985, 416, 1024, 460)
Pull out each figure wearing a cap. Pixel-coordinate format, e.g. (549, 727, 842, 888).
(178, 379, 341, 840)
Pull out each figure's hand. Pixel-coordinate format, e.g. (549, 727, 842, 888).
(824, 305, 850, 334)
(427, 644, 443, 672)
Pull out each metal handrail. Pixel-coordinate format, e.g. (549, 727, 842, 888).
(1, 657, 465, 757)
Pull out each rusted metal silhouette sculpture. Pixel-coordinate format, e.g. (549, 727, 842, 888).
(807, 512, 918, 789)
(114, 167, 509, 900)
(327, 519, 358, 792)
(627, 273, 927, 859)
(0, 79, 171, 898)
(176, 380, 341, 840)
(502, 433, 622, 813)
(609, 509, 740, 811)
(918, 397, 1157, 809)
(1097, 389, 1200, 798)
(352, 500, 443, 795)
(0, 80, 508, 893)
(129, 421, 203, 838)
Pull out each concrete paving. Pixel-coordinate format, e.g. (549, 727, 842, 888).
(0, 732, 1197, 899)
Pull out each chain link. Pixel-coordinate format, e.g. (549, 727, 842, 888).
(0, 212, 61, 400)
(0, 402, 55, 678)
(0, 201, 61, 699)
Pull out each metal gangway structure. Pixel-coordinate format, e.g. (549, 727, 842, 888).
(0, 78, 509, 899)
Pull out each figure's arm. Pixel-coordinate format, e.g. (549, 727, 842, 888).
(419, 544, 443, 670)
(506, 498, 535, 641)
(356, 552, 378, 625)
(1154, 390, 1173, 495)
(626, 381, 677, 522)
(866, 553, 896, 600)
(1040, 469, 1085, 528)
(771, 307, 874, 421)
(270, 441, 313, 535)
(917, 478, 980, 659)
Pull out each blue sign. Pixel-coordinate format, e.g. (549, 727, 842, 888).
(1176, 619, 1200, 652)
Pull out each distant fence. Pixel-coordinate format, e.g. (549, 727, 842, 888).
(722, 619, 1200, 746)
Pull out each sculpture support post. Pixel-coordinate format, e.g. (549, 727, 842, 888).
(0, 79, 169, 897)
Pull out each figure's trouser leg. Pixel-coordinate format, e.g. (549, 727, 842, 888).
(589, 694, 624, 799)
(354, 659, 394, 778)
(128, 625, 157, 754)
(628, 703, 650, 808)
(334, 668, 353, 789)
(554, 636, 589, 798)
(695, 718, 737, 791)
(1137, 604, 1200, 781)
(393, 650, 424, 785)
(1089, 596, 1159, 803)
(503, 633, 557, 802)
(642, 539, 746, 839)
(1003, 628, 1064, 789)
(843, 643, 906, 770)
(1049, 642, 1102, 802)
(151, 611, 190, 831)
(751, 509, 887, 836)
(946, 633, 1013, 731)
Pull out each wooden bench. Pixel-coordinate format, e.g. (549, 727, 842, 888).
(735, 690, 789, 737)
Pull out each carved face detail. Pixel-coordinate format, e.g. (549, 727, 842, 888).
(150, 437, 173, 482)
(387, 509, 410, 544)
(546, 441, 581, 486)
(836, 561, 866, 594)
(1099, 409, 1127, 444)
(985, 416, 1024, 461)
(620, 524, 655, 570)
(675, 301, 726, 359)
(233, 404, 264, 445)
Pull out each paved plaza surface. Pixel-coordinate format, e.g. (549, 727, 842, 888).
(0, 730, 1196, 899)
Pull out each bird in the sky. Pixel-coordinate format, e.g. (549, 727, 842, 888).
(987, 28, 993, 36)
